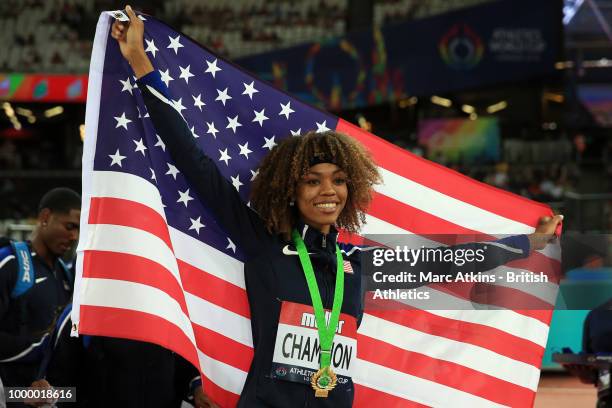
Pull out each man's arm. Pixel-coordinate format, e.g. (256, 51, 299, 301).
(0, 258, 49, 362)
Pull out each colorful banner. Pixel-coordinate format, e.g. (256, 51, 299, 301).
(237, 0, 561, 110)
(418, 117, 500, 164)
(0, 73, 88, 102)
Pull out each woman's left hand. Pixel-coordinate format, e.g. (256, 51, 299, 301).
(528, 215, 563, 250)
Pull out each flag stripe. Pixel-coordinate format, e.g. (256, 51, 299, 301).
(337, 119, 551, 229)
(91, 171, 166, 219)
(193, 324, 254, 372)
(357, 313, 540, 389)
(357, 333, 536, 407)
(179, 259, 251, 318)
(364, 308, 544, 368)
(79, 278, 194, 343)
(354, 385, 429, 408)
(83, 250, 189, 315)
(84, 224, 181, 286)
(88, 196, 173, 249)
(78, 304, 199, 369)
(170, 227, 246, 290)
(201, 373, 241, 408)
(352, 358, 508, 408)
(185, 292, 253, 348)
(197, 349, 249, 395)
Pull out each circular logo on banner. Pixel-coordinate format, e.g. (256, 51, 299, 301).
(439, 24, 484, 70)
(275, 366, 288, 377)
(305, 39, 366, 110)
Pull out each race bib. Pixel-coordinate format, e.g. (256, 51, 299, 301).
(270, 301, 357, 385)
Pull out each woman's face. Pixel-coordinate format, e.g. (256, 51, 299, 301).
(295, 163, 348, 234)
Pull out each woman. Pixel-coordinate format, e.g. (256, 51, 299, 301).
(111, 7, 562, 407)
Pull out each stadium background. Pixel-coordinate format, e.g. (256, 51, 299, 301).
(0, 0, 610, 406)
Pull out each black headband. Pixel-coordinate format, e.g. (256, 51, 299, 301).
(309, 151, 336, 167)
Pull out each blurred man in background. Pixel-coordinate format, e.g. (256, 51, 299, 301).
(0, 187, 80, 403)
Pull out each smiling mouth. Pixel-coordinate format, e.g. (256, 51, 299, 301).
(314, 202, 338, 209)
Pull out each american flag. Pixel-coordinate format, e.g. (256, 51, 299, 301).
(73, 12, 561, 407)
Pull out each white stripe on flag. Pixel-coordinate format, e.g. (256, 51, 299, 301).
(186, 292, 253, 348)
(170, 227, 246, 290)
(79, 278, 195, 343)
(198, 350, 249, 395)
(352, 358, 508, 408)
(83, 224, 181, 286)
(376, 167, 533, 234)
(358, 313, 540, 390)
(91, 171, 166, 219)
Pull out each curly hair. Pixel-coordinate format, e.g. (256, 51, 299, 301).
(250, 130, 381, 239)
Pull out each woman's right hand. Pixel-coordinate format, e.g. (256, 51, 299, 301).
(110, 5, 153, 78)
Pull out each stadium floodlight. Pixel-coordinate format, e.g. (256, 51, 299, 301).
(461, 104, 475, 114)
(486, 101, 508, 114)
(44, 106, 64, 118)
(430, 95, 452, 107)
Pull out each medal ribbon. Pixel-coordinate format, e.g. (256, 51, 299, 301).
(292, 230, 344, 370)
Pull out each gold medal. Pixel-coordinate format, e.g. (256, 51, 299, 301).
(311, 366, 337, 398)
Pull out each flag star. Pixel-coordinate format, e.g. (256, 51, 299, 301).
(190, 125, 200, 139)
(189, 216, 205, 235)
(205, 58, 221, 78)
(238, 142, 252, 159)
(145, 38, 158, 58)
(108, 149, 126, 167)
(119, 77, 134, 95)
(242, 81, 259, 99)
(316, 120, 330, 133)
(279, 101, 295, 119)
(290, 128, 302, 137)
(226, 115, 242, 133)
(215, 88, 232, 106)
(218, 148, 232, 166)
(252, 109, 268, 127)
(179, 65, 194, 84)
(166, 163, 180, 179)
(177, 188, 194, 207)
(262, 135, 277, 150)
(226, 237, 236, 253)
(192, 94, 206, 111)
(154, 134, 166, 151)
(114, 112, 132, 130)
(150, 167, 157, 182)
(133, 138, 147, 156)
(138, 14, 147, 21)
(172, 98, 186, 113)
(250, 169, 259, 181)
(231, 174, 243, 191)
(159, 68, 174, 87)
(206, 121, 219, 138)
(132, 76, 139, 88)
(167, 35, 184, 54)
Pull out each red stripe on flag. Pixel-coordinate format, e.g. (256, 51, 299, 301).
(82, 250, 189, 315)
(88, 197, 173, 249)
(368, 191, 560, 282)
(193, 323, 254, 372)
(178, 259, 251, 319)
(337, 119, 553, 227)
(357, 333, 536, 407)
(364, 307, 544, 368)
(78, 304, 199, 370)
(202, 373, 240, 408)
(354, 384, 428, 408)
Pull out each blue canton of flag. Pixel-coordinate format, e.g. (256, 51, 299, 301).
(94, 13, 336, 261)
